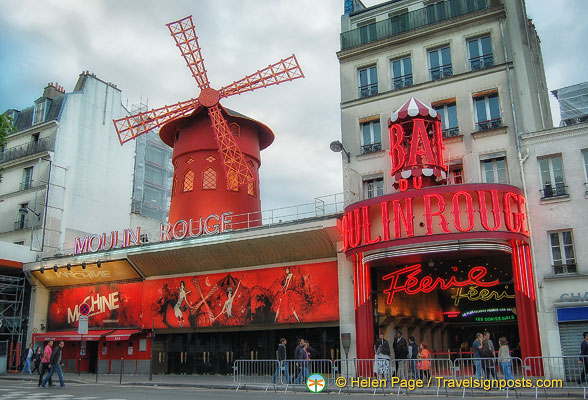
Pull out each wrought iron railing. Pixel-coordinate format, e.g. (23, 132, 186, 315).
(541, 184, 568, 199)
(0, 137, 55, 164)
(13, 218, 40, 231)
(361, 143, 382, 154)
(358, 83, 378, 98)
(341, 0, 501, 51)
(392, 74, 413, 90)
(442, 127, 460, 138)
(430, 64, 453, 81)
(553, 263, 577, 275)
(19, 180, 34, 191)
(476, 118, 503, 131)
(469, 54, 494, 71)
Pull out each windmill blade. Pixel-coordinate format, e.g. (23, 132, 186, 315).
(167, 15, 210, 90)
(113, 98, 199, 145)
(219, 54, 304, 98)
(208, 105, 255, 186)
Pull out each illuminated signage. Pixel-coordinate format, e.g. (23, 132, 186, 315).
(74, 228, 141, 255)
(461, 308, 514, 318)
(382, 264, 498, 304)
(67, 292, 120, 323)
(341, 185, 530, 254)
(443, 311, 460, 318)
(451, 285, 516, 306)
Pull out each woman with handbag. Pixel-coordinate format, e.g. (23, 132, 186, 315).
(373, 332, 390, 380)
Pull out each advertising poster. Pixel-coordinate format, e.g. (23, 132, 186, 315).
(143, 261, 339, 329)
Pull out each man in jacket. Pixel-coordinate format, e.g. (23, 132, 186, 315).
(408, 336, 419, 379)
(40, 341, 66, 388)
(579, 332, 588, 384)
(393, 330, 409, 379)
(38, 340, 53, 387)
(272, 338, 290, 384)
(20, 343, 33, 374)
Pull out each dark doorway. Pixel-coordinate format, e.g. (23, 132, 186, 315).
(86, 341, 99, 373)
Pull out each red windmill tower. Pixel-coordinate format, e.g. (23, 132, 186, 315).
(113, 16, 303, 230)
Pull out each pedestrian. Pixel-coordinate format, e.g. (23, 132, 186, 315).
(272, 338, 290, 384)
(408, 336, 419, 379)
(38, 340, 53, 387)
(484, 331, 497, 379)
(295, 341, 309, 384)
(472, 333, 483, 379)
(393, 329, 409, 379)
(497, 337, 514, 383)
(20, 343, 33, 374)
(40, 341, 66, 389)
(31, 347, 42, 374)
(578, 331, 588, 384)
(480, 339, 494, 379)
(373, 331, 391, 380)
(417, 343, 431, 381)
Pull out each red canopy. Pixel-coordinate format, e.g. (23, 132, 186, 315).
(105, 329, 140, 341)
(34, 330, 113, 342)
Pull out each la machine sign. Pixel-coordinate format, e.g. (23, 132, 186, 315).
(73, 212, 233, 255)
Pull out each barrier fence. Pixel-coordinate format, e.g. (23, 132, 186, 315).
(233, 355, 588, 397)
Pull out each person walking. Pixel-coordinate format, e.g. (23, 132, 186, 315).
(20, 343, 33, 374)
(393, 330, 409, 380)
(31, 347, 42, 374)
(38, 340, 53, 387)
(295, 342, 309, 384)
(417, 343, 431, 381)
(272, 338, 290, 384)
(484, 331, 497, 379)
(408, 336, 419, 379)
(578, 331, 588, 384)
(472, 333, 483, 379)
(373, 332, 391, 380)
(480, 339, 494, 380)
(40, 341, 66, 389)
(497, 337, 514, 383)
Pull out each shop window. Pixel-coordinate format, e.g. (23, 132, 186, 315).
(549, 230, 576, 275)
(202, 167, 217, 190)
(391, 56, 413, 90)
(358, 65, 378, 98)
(428, 46, 452, 81)
(363, 177, 384, 199)
(539, 155, 567, 198)
(360, 119, 381, 154)
(474, 92, 502, 131)
(183, 170, 194, 192)
(468, 35, 494, 71)
(433, 102, 459, 138)
(481, 157, 508, 184)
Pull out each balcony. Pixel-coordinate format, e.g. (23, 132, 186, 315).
(553, 263, 577, 275)
(0, 137, 55, 164)
(361, 143, 382, 154)
(541, 184, 568, 199)
(442, 127, 461, 138)
(430, 65, 453, 81)
(20, 179, 34, 191)
(13, 218, 40, 231)
(392, 75, 413, 91)
(341, 0, 501, 51)
(470, 54, 494, 71)
(477, 118, 503, 131)
(358, 83, 378, 98)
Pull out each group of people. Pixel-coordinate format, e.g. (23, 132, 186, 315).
(272, 337, 314, 385)
(374, 330, 431, 380)
(472, 331, 514, 382)
(20, 340, 66, 389)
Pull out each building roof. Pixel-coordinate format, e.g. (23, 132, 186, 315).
(10, 95, 66, 133)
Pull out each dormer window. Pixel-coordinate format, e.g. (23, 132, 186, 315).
(33, 99, 48, 125)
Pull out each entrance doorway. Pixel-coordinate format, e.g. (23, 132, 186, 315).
(86, 341, 99, 373)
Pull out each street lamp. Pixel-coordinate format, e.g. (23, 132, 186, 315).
(329, 140, 351, 163)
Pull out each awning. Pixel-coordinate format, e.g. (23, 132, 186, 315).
(34, 330, 113, 342)
(105, 329, 140, 341)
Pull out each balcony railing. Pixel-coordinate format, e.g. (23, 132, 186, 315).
(430, 64, 453, 81)
(469, 54, 494, 71)
(19, 180, 34, 191)
(358, 83, 378, 98)
(0, 137, 56, 164)
(442, 127, 460, 138)
(361, 143, 382, 154)
(541, 184, 568, 199)
(341, 0, 501, 51)
(13, 218, 40, 231)
(392, 75, 413, 90)
(476, 118, 503, 131)
(553, 263, 577, 275)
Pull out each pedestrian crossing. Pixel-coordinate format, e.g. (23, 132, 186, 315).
(0, 382, 103, 400)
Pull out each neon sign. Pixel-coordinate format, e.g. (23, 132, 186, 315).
(451, 286, 516, 306)
(382, 264, 499, 304)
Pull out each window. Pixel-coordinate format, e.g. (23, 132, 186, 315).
(364, 177, 384, 199)
(358, 20, 377, 44)
(21, 167, 33, 190)
(481, 157, 508, 184)
(183, 170, 194, 192)
(582, 150, 588, 191)
(428, 46, 452, 80)
(474, 93, 502, 131)
(33, 101, 46, 124)
(360, 119, 381, 154)
(391, 56, 412, 90)
(17, 203, 28, 229)
(448, 165, 463, 184)
(13, 241, 25, 246)
(538, 156, 566, 198)
(230, 123, 240, 137)
(433, 102, 459, 137)
(226, 170, 238, 192)
(358, 66, 378, 98)
(468, 36, 494, 71)
(549, 231, 576, 274)
(247, 161, 256, 197)
(202, 167, 217, 190)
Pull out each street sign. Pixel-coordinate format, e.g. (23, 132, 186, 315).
(80, 303, 91, 316)
(78, 315, 88, 334)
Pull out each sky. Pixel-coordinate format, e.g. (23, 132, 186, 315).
(1, 0, 587, 213)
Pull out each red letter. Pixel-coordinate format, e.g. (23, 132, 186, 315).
(477, 190, 501, 231)
(381, 201, 391, 242)
(408, 119, 435, 167)
(389, 123, 405, 175)
(393, 198, 414, 239)
(433, 120, 446, 171)
(341, 214, 349, 252)
(362, 206, 381, 245)
(348, 209, 362, 248)
(424, 194, 450, 234)
(516, 195, 530, 237)
(503, 192, 521, 233)
(452, 191, 475, 232)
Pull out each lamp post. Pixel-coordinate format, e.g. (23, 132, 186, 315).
(330, 140, 351, 163)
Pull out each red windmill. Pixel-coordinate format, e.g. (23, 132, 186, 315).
(113, 15, 304, 229)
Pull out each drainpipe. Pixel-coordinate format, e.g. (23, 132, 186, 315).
(500, 18, 543, 318)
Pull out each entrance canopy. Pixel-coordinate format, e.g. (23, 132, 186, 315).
(105, 329, 140, 341)
(34, 330, 113, 342)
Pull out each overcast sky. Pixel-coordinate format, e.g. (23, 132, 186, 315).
(1, 0, 586, 212)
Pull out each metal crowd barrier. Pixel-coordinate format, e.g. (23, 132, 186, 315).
(233, 359, 280, 392)
(282, 359, 334, 392)
(524, 356, 588, 387)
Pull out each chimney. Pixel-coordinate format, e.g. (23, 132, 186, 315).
(43, 82, 65, 100)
